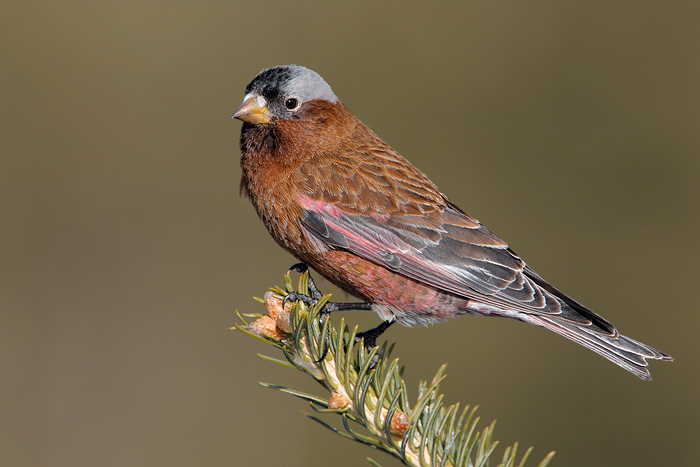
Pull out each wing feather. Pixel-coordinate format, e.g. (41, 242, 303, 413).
(295, 147, 616, 335)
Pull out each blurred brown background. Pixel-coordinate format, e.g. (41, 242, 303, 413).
(2, 1, 698, 466)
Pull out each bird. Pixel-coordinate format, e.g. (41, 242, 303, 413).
(232, 64, 672, 380)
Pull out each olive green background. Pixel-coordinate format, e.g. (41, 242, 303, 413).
(3, 2, 698, 466)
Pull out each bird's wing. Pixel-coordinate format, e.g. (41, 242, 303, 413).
(294, 149, 615, 334)
(300, 195, 611, 329)
(294, 148, 671, 380)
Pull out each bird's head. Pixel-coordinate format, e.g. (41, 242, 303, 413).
(232, 65, 339, 125)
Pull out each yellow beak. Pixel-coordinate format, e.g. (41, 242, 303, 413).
(231, 94, 271, 124)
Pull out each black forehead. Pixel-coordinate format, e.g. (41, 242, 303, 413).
(245, 67, 296, 101)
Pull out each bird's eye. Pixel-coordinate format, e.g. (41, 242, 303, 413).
(285, 98, 299, 110)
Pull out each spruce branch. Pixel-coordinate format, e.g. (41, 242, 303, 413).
(233, 271, 555, 467)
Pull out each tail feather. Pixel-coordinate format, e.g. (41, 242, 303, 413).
(523, 314, 673, 380)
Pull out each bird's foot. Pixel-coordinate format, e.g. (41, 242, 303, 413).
(285, 262, 372, 314)
(354, 320, 395, 368)
(285, 263, 323, 305)
(281, 291, 318, 309)
(285, 262, 374, 363)
(354, 320, 395, 349)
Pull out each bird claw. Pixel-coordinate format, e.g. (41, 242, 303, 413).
(287, 263, 323, 301)
(285, 263, 386, 365)
(282, 289, 332, 363)
(284, 264, 331, 362)
(288, 262, 308, 274)
(354, 333, 382, 369)
(354, 320, 394, 349)
(282, 291, 318, 309)
(352, 321, 395, 369)
(314, 317, 332, 363)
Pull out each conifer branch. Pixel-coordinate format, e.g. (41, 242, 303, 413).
(233, 271, 555, 467)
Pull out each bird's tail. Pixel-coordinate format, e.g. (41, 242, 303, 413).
(522, 314, 673, 380)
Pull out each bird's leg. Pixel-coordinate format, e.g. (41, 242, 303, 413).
(284, 263, 373, 316)
(283, 263, 322, 307)
(350, 320, 395, 369)
(355, 320, 395, 349)
(284, 263, 374, 362)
